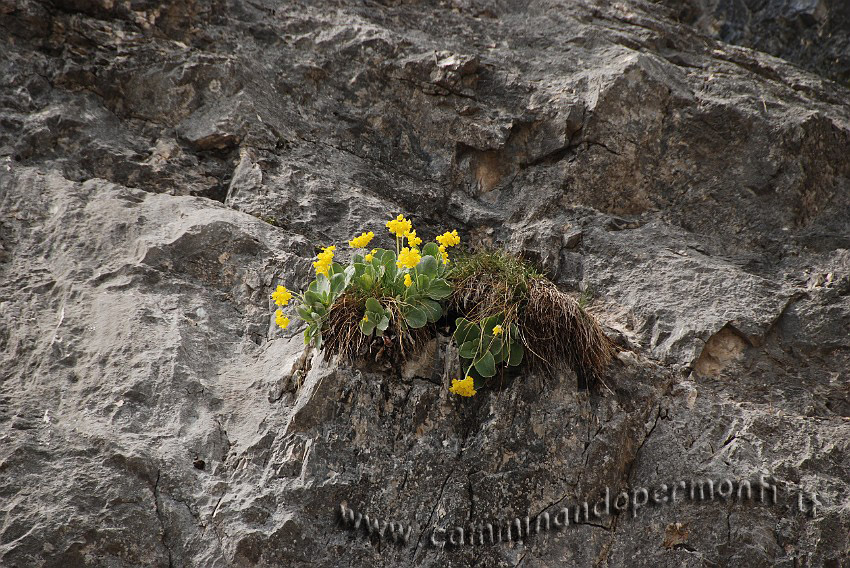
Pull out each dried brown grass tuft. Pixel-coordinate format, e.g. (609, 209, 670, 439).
(447, 249, 534, 350)
(450, 270, 520, 326)
(519, 279, 616, 390)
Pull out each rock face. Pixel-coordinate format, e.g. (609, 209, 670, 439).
(1, 1, 848, 567)
(659, 0, 850, 86)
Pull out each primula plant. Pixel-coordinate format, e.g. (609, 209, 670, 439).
(272, 215, 457, 351)
(270, 214, 615, 397)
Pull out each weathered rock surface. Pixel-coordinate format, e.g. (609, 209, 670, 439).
(0, 1, 848, 567)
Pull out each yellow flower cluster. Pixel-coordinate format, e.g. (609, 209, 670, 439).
(397, 247, 421, 270)
(449, 376, 476, 397)
(272, 285, 292, 306)
(403, 273, 412, 287)
(348, 231, 374, 248)
(364, 248, 377, 262)
(275, 309, 290, 329)
(404, 229, 422, 248)
(439, 245, 450, 265)
(313, 245, 336, 277)
(436, 230, 460, 248)
(436, 230, 460, 264)
(386, 214, 412, 237)
(492, 324, 503, 336)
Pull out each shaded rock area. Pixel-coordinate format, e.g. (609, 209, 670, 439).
(0, 1, 848, 567)
(657, 0, 850, 86)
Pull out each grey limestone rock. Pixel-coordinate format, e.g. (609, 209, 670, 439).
(0, 0, 848, 566)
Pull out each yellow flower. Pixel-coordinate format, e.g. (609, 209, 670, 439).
(492, 324, 503, 336)
(313, 261, 329, 277)
(313, 245, 336, 277)
(438, 244, 450, 265)
(275, 309, 290, 329)
(348, 231, 375, 248)
(271, 285, 292, 306)
(386, 214, 412, 237)
(396, 247, 421, 270)
(364, 248, 377, 262)
(404, 273, 412, 287)
(436, 229, 460, 248)
(362, 314, 368, 322)
(404, 230, 422, 248)
(449, 376, 476, 397)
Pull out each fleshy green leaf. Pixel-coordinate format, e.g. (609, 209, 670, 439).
(487, 336, 504, 355)
(357, 274, 374, 290)
(402, 284, 415, 300)
(316, 274, 330, 295)
(499, 341, 510, 364)
(377, 315, 390, 331)
(474, 351, 496, 377)
(418, 255, 438, 277)
(365, 297, 382, 313)
(404, 305, 427, 329)
(418, 298, 442, 322)
(383, 261, 397, 282)
(426, 279, 453, 300)
(459, 340, 478, 359)
(454, 318, 478, 345)
(296, 306, 312, 320)
(360, 318, 376, 335)
(304, 290, 322, 307)
(422, 242, 440, 258)
(493, 346, 506, 364)
(378, 249, 396, 266)
(329, 272, 347, 298)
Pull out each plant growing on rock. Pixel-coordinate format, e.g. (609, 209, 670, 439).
(272, 215, 457, 358)
(448, 248, 615, 392)
(270, 215, 614, 396)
